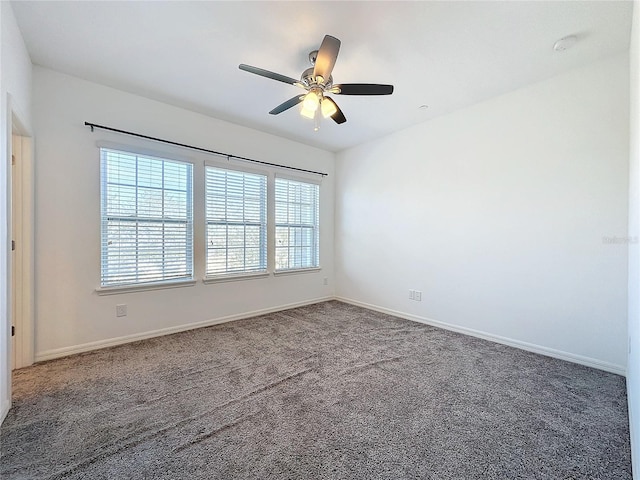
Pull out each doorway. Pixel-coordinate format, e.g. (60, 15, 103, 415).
(10, 119, 34, 370)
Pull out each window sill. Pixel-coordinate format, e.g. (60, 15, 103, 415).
(273, 267, 321, 277)
(95, 279, 197, 296)
(203, 272, 270, 284)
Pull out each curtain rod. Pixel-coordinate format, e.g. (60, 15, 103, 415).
(84, 122, 328, 177)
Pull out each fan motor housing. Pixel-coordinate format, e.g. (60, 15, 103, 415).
(301, 67, 332, 89)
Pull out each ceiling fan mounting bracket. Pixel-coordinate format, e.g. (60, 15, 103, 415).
(308, 50, 318, 65)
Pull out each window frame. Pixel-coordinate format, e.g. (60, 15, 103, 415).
(204, 163, 268, 282)
(95, 143, 323, 294)
(97, 146, 195, 294)
(273, 174, 321, 274)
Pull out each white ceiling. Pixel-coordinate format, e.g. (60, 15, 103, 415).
(11, 1, 633, 152)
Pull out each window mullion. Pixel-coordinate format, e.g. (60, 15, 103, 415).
(242, 176, 247, 271)
(161, 159, 166, 280)
(135, 156, 140, 283)
(225, 174, 230, 273)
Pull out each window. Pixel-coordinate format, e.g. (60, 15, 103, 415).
(100, 148, 193, 287)
(206, 166, 267, 276)
(275, 177, 320, 271)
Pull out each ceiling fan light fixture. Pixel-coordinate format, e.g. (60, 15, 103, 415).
(302, 91, 320, 112)
(300, 104, 317, 119)
(321, 98, 337, 118)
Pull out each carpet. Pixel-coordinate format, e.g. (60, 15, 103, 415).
(0, 300, 632, 479)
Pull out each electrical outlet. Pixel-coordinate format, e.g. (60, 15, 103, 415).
(116, 304, 127, 317)
(409, 289, 423, 301)
(323, 277, 328, 286)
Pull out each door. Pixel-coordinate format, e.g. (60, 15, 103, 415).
(10, 131, 33, 370)
(10, 134, 19, 369)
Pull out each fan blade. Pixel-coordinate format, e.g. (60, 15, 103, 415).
(335, 84, 394, 95)
(269, 95, 304, 115)
(239, 64, 299, 85)
(313, 35, 341, 82)
(324, 97, 346, 124)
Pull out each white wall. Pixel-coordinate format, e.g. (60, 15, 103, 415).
(32, 66, 334, 360)
(628, 2, 640, 477)
(336, 53, 629, 374)
(0, 1, 32, 423)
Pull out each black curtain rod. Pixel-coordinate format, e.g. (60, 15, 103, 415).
(84, 122, 328, 177)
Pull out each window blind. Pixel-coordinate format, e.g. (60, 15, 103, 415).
(206, 166, 267, 276)
(274, 177, 319, 271)
(100, 148, 194, 287)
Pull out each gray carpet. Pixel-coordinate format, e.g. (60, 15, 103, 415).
(0, 300, 632, 479)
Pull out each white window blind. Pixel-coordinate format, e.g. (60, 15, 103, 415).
(100, 148, 194, 287)
(275, 177, 319, 271)
(206, 166, 267, 276)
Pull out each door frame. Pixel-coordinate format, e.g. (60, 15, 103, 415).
(10, 114, 34, 370)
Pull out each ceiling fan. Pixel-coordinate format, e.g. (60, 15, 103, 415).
(239, 35, 394, 130)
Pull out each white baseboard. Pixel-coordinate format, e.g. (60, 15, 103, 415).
(336, 296, 626, 376)
(33, 295, 627, 376)
(35, 296, 333, 363)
